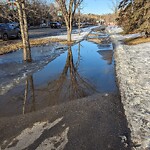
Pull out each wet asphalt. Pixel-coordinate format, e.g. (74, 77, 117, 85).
(0, 93, 131, 150)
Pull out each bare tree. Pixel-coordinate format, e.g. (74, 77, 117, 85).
(110, 0, 120, 14)
(109, 0, 120, 22)
(0, 1, 18, 22)
(0, 0, 32, 61)
(55, 0, 83, 42)
(16, 0, 32, 62)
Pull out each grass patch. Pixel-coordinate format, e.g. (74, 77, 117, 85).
(0, 38, 74, 55)
(124, 37, 150, 45)
(60, 40, 75, 45)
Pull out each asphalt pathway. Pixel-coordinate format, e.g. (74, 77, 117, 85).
(0, 93, 131, 150)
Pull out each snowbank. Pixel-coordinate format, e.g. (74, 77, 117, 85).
(107, 26, 150, 150)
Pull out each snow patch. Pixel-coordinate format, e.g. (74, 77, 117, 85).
(36, 127, 69, 150)
(1, 117, 69, 150)
(42, 26, 97, 42)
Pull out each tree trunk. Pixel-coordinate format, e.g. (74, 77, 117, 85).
(22, 1, 32, 62)
(67, 29, 72, 42)
(17, 2, 26, 60)
(67, 17, 73, 42)
(55, 0, 83, 42)
(16, 0, 32, 62)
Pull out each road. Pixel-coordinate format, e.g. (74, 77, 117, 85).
(28, 27, 67, 38)
(0, 27, 67, 46)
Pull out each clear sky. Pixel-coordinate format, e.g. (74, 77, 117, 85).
(81, 0, 115, 15)
(49, 0, 120, 15)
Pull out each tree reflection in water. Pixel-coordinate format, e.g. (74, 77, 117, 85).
(22, 44, 97, 114)
(23, 75, 35, 114)
(46, 45, 97, 102)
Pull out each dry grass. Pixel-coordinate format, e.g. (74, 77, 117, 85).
(0, 40, 21, 55)
(60, 40, 75, 45)
(124, 37, 150, 45)
(0, 38, 75, 55)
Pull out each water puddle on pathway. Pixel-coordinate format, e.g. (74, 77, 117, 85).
(0, 30, 118, 117)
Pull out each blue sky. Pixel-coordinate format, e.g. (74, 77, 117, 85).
(2, 0, 117, 14)
(81, 0, 115, 14)
(49, 0, 120, 15)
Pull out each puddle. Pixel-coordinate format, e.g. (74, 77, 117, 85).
(0, 43, 67, 95)
(0, 31, 118, 117)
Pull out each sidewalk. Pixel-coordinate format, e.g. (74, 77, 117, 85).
(107, 26, 150, 150)
(0, 93, 129, 150)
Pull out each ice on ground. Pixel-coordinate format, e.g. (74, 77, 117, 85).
(1, 117, 69, 150)
(36, 127, 69, 150)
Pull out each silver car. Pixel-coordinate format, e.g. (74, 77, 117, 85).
(0, 23, 21, 41)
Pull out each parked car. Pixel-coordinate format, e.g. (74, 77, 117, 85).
(40, 23, 47, 27)
(0, 23, 21, 41)
(9, 22, 19, 28)
(50, 22, 61, 28)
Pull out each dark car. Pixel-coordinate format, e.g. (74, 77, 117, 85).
(50, 22, 61, 29)
(0, 23, 21, 41)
